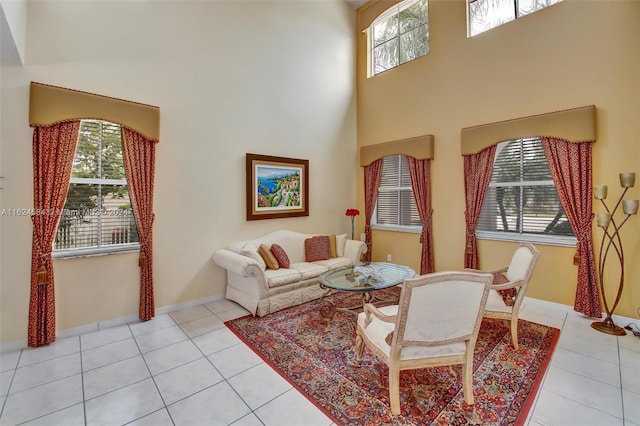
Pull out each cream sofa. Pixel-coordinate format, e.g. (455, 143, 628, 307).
(212, 230, 367, 316)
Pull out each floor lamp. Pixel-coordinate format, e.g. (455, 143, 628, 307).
(592, 172, 638, 335)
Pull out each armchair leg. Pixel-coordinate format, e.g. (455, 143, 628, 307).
(355, 334, 365, 363)
(510, 318, 519, 350)
(461, 360, 475, 405)
(389, 366, 401, 415)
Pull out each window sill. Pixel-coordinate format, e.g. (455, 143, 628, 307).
(371, 225, 422, 234)
(476, 231, 576, 247)
(53, 244, 140, 260)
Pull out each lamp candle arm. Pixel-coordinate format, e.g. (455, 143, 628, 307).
(599, 226, 625, 319)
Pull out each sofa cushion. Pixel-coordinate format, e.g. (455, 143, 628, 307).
(240, 243, 266, 270)
(265, 268, 302, 288)
(258, 244, 279, 270)
(314, 257, 352, 270)
(270, 244, 290, 269)
(336, 234, 347, 257)
(290, 262, 329, 280)
(328, 234, 337, 258)
(305, 236, 330, 262)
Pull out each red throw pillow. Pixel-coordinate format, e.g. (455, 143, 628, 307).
(493, 272, 516, 306)
(305, 236, 330, 262)
(270, 244, 290, 269)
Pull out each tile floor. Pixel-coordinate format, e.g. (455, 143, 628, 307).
(0, 297, 639, 426)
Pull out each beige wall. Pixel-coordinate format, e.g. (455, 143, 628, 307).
(356, 0, 640, 317)
(0, 0, 358, 344)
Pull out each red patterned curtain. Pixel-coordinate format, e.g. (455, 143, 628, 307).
(541, 138, 600, 317)
(363, 159, 383, 263)
(29, 121, 81, 347)
(463, 145, 497, 269)
(407, 157, 434, 274)
(121, 128, 157, 321)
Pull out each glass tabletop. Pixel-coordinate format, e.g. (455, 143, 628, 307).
(319, 262, 415, 292)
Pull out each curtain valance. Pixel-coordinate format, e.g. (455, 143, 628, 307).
(360, 134, 434, 166)
(461, 105, 596, 155)
(29, 82, 160, 142)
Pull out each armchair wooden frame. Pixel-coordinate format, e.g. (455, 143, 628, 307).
(354, 271, 493, 415)
(467, 243, 540, 350)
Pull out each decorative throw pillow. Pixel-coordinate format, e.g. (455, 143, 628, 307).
(240, 243, 266, 270)
(493, 272, 516, 306)
(335, 234, 347, 257)
(328, 234, 337, 258)
(258, 244, 279, 270)
(305, 236, 330, 262)
(270, 244, 290, 269)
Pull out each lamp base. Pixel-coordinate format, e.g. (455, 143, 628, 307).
(591, 320, 626, 336)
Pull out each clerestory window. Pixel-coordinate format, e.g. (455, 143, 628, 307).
(374, 155, 421, 230)
(366, 0, 429, 77)
(476, 137, 575, 245)
(467, 0, 562, 37)
(54, 120, 139, 256)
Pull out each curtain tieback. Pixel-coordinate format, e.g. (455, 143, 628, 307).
(465, 231, 475, 254)
(421, 210, 434, 243)
(573, 241, 583, 266)
(139, 252, 147, 267)
(138, 229, 152, 268)
(36, 252, 52, 285)
(36, 265, 48, 285)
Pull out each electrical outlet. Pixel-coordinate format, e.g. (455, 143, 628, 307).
(386, 254, 392, 262)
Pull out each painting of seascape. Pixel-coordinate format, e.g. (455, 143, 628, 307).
(246, 154, 309, 220)
(256, 166, 301, 209)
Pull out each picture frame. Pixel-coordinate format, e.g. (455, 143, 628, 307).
(246, 153, 309, 221)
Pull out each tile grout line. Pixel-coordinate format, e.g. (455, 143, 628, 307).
(617, 335, 626, 424)
(0, 349, 23, 422)
(79, 335, 88, 426)
(127, 320, 177, 426)
(186, 310, 257, 425)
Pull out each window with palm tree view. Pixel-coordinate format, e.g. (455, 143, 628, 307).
(368, 0, 429, 77)
(476, 138, 575, 245)
(55, 120, 139, 255)
(467, 0, 562, 37)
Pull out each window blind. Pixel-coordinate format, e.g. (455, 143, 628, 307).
(476, 138, 574, 237)
(376, 155, 421, 227)
(55, 120, 139, 251)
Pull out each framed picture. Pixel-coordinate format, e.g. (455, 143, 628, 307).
(246, 153, 309, 221)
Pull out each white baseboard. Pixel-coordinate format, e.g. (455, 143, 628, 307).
(0, 293, 225, 353)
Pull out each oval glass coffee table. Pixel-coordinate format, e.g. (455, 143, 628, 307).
(318, 262, 415, 319)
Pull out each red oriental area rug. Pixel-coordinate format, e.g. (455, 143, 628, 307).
(225, 288, 559, 426)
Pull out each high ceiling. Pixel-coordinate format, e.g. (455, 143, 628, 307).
(345, 0, 368, 9)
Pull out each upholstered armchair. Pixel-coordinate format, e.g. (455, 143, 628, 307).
(354, 271, 493, 415)
(467, 243, 540, 350)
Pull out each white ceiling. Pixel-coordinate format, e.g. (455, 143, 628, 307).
(344, 0, 368, 9)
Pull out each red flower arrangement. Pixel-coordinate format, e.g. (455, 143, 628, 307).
(345, 209, 360, 217)
(345, 209, 360, 239)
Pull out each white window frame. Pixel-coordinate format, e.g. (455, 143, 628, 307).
(372, 155, 422, 234)
(476, 138, 576, 247)
(54, 120, 139, 259)
(366, 0, 429, 78)
(467, 0, 562, 37)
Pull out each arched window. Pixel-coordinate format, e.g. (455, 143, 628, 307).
(366, 0, 429, 77)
